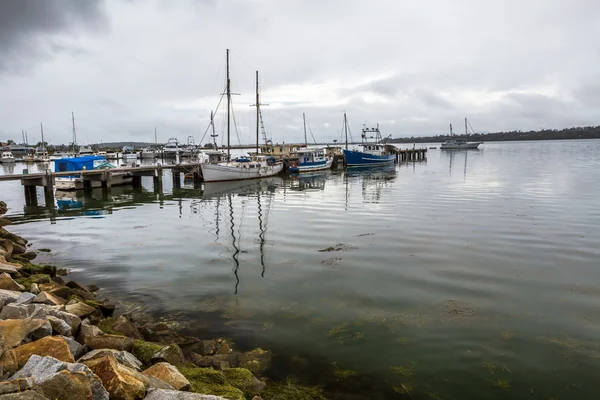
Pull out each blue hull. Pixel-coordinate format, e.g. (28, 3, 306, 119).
(288, 158, 333, 173)
(343, 150, 396, 167)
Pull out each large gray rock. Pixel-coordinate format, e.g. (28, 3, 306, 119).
(78, 349, 143, 371)
(15, 293, 36, 305)
(151, 345, 185, 366)
(143, 389, 230, 400)
(58, 336, 85, 360)
(11, 355, 109, 400)
(0, 304, 30, 320)
(86, 334, 134, 352)
(1, 304, 81, 336)
(0, 265, 19, 275)
(0, 289, 21, 308)
(46, 316, 72, 337)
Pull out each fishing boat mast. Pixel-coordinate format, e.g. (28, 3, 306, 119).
(255, 71, 259, 154)
(71, 112, 77, 155)
(344, 112, 348, 150)
(465, 118, 468, 137)
(210, 111, 218, 149)
(303, 113, 307, 146)
(450, 123, 453, 138)
(40, 123, 45, 155)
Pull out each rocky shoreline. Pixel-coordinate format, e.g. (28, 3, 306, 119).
(0, 201, 326, 400)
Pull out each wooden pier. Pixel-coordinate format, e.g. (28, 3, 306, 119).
(0, 164, 203, 207)
(393, 148, 427, 162)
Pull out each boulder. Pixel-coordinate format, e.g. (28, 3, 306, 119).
(0, 348, 19, 378)
(37, 369, 93, 400)
(151, 345, 185, 367)
(65, 302, 96, 318)
(46, 316, 72, 337)
(0, 304, 31, 319)
(58, 336, 86, 359)
(0, 273, 22, 291)
(174, 367, 244, 400)
(0, 318, 52, 348)
(143, 389, 231, 399)
(87, 334, 134, 352)
(32, 292, 65, 306)
(0, 228, 27, 247)
(190, 354, 229, 371)
(0, 240, 13, 255)
(10, 243, 26, 255)
(13, 336, 75, 367)
(65, 281, 87, 291)
(14, 293, 36, 305)
(19, 253, 37, 261)
(237, 349, 272, 377)
(0, 202, 7, 215)
(112, 316, 144, 339)
(78, 349, 143, 371)
(0, 377, 36, 395)
(142, 363, 190, 391)
(78, 320, 105, 346)
(11, 355, 109, 400)
(132, 340, 164, 367)
(0, 264, 19, 275)
(0, 392, 49, 399)
(0, 218, 11, 227)
(38, 284, 70, 301)
(87, 284, 100, 292)
(83, 354, 147, 400)
(223, 368, 265, 397)
(50, 276, 65, 285)
(29, 284, 39, 295)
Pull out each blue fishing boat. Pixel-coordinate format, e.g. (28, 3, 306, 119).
(289, 147, 333, 173)
(341, 113, 395, 167)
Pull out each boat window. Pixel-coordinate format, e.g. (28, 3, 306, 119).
(57, 162, 67, 171)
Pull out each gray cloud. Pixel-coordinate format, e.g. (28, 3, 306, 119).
(0, 0, 108, 72)
(0, 0, 599, 144)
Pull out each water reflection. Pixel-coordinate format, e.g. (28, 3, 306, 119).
(2, 163, 16, 175)
(443, 149, 479, 179)
(287, 172, 327, 191)
(202, 178, 282, 294)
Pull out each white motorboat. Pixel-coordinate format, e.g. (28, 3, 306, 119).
(140, 148, 156, 159)
(201, 50, 283, 182)
(0, 151, 15, 163)
(441, 118, 482, 150)
(162, 138, 180, 159)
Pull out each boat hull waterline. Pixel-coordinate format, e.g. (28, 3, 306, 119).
(55, 173, 133, 190)
(343, 150, 396, 167)
(440, 142, 481, 150)
(201, 163, 284, 182)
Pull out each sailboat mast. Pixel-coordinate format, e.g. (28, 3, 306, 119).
(226, 49, 231, 160)
(71, 112, 77, 154)
(40, 123, 45, 154)
(255, 71, 260, 154)
(344, 112, 348, 150)
(303, 113, 307, 146)
(155, 127, 157, 146)
(450, 123, 453, 137)
(465, 118, 468, 136)
(211, 111, 217, 148)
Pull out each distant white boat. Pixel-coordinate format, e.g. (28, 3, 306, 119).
(79, 145, 94, 155)
(140, 148, 156, 159)
(441, 118, 481, 150)
(162, 138, 180, 158)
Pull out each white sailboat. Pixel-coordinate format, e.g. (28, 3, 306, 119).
(201, 50, 283, 182)
(440, 118, 482, 150)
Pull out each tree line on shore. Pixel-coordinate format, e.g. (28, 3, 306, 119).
(388, 125, 600, 143)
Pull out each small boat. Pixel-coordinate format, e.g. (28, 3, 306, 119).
(289, 147, 333, 173)
(54, 155, 133, 190)
(200, 50, 283, 182)
(0, 151, 15, 163)
(140, 148, 156, 159)
(79, 145, 94, 155)
(342, 114, 396, 167)
(162, 138, 180, 159)
(440, 118, 481, 150)
(289, 114, 333, 173)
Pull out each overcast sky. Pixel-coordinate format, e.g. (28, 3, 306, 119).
(0, 0, 599, 145)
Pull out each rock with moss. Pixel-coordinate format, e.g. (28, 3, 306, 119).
(260, 378, 327, 400)
(132, 339, 164, 367)
(223, 368, 265, 397)
(179, 366, 245, 400)
(152, 344, 185, 366)
(15, 274, 50, 290)
(238, 349, 272, 377)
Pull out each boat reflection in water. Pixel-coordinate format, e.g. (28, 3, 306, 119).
(201, 177, 282, 294)
(287, 171, 328, 192)
(344, 164, 397, 205)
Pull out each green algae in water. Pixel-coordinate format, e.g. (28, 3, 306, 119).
(332, 363, 358, 381)
(393, 383, 416, 399)
(179, 366, 245, 400)
(390, 364, 414, 377)
(261, 377, 327, 400)
(327, 323, 349, 337)
(96, 317, 119, 335)
(491, 379, 511, 391)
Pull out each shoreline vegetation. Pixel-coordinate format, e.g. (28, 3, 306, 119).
(0, 200, 329, 400)
(388, 125, 600, 143)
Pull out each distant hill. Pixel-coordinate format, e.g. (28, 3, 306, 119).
(389, 125, 600, 143)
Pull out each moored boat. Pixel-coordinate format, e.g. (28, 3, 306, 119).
(341, 114, 395, 167)
(440, 118, 482, 150)
(289, 147, 333, 173)
(54, 155, 133, 190)
(200, 50, 283, 183)
(0, 151, 15, 163)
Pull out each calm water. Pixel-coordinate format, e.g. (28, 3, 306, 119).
(2, 141, 600, 399)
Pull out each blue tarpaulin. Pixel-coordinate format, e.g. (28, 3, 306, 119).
(54, 156, 106, 173)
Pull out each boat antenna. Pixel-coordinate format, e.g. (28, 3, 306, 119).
(344, 112, 348, 150)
